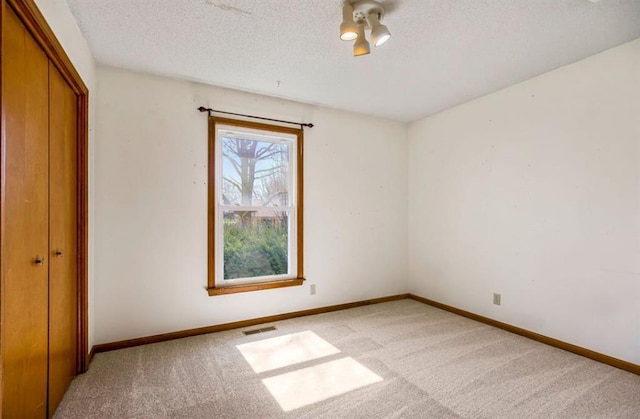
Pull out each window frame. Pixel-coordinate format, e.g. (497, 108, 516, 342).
(207, 116, 304, 296)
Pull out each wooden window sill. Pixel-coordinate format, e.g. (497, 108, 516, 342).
(207, 278, 305, 296)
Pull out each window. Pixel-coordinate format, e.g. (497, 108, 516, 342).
(207, 117, 304, 295)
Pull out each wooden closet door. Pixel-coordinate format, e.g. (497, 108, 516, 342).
(48, 62, 78, 416)
(1, 5, 50, 418)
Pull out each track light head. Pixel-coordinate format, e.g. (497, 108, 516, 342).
(366, 12, 391, 47)
(353, 23, 370, 56)
(340, 3, 359, 41)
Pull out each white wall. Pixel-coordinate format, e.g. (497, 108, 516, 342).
(408, 39, 640, 364)
(34, 0, 97, 349)
(94, 66, 408, 344)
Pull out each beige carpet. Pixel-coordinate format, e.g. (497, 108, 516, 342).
(54, 300, 640, 418)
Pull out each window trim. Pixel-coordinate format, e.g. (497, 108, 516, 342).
(207, 116, 304, 296)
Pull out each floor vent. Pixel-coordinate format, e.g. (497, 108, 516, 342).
(243, 326, 277, 336)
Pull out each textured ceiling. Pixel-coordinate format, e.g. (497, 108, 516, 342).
(66, 0, 640, 123)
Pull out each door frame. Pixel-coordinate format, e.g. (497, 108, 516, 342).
(0, 0, 89, 373)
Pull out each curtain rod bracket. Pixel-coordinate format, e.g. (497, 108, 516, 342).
(197, 106, 212, 117)
(197, 106, 313, 129)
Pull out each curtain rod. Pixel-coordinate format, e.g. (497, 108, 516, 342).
(197, 106, 314, 129)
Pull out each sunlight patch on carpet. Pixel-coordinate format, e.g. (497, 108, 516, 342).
(236, 330, 340, 373)
(262, 357, 383, 411)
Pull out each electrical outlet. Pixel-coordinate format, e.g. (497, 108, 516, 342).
(493, 293, 501, 306)
(310, 284, 316, 295)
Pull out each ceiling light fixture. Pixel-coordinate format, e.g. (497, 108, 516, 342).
(339, 0, 391, 56)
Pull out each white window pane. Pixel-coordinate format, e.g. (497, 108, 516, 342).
(221, 136, 290, 207)
(223, 209, 289, 280)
